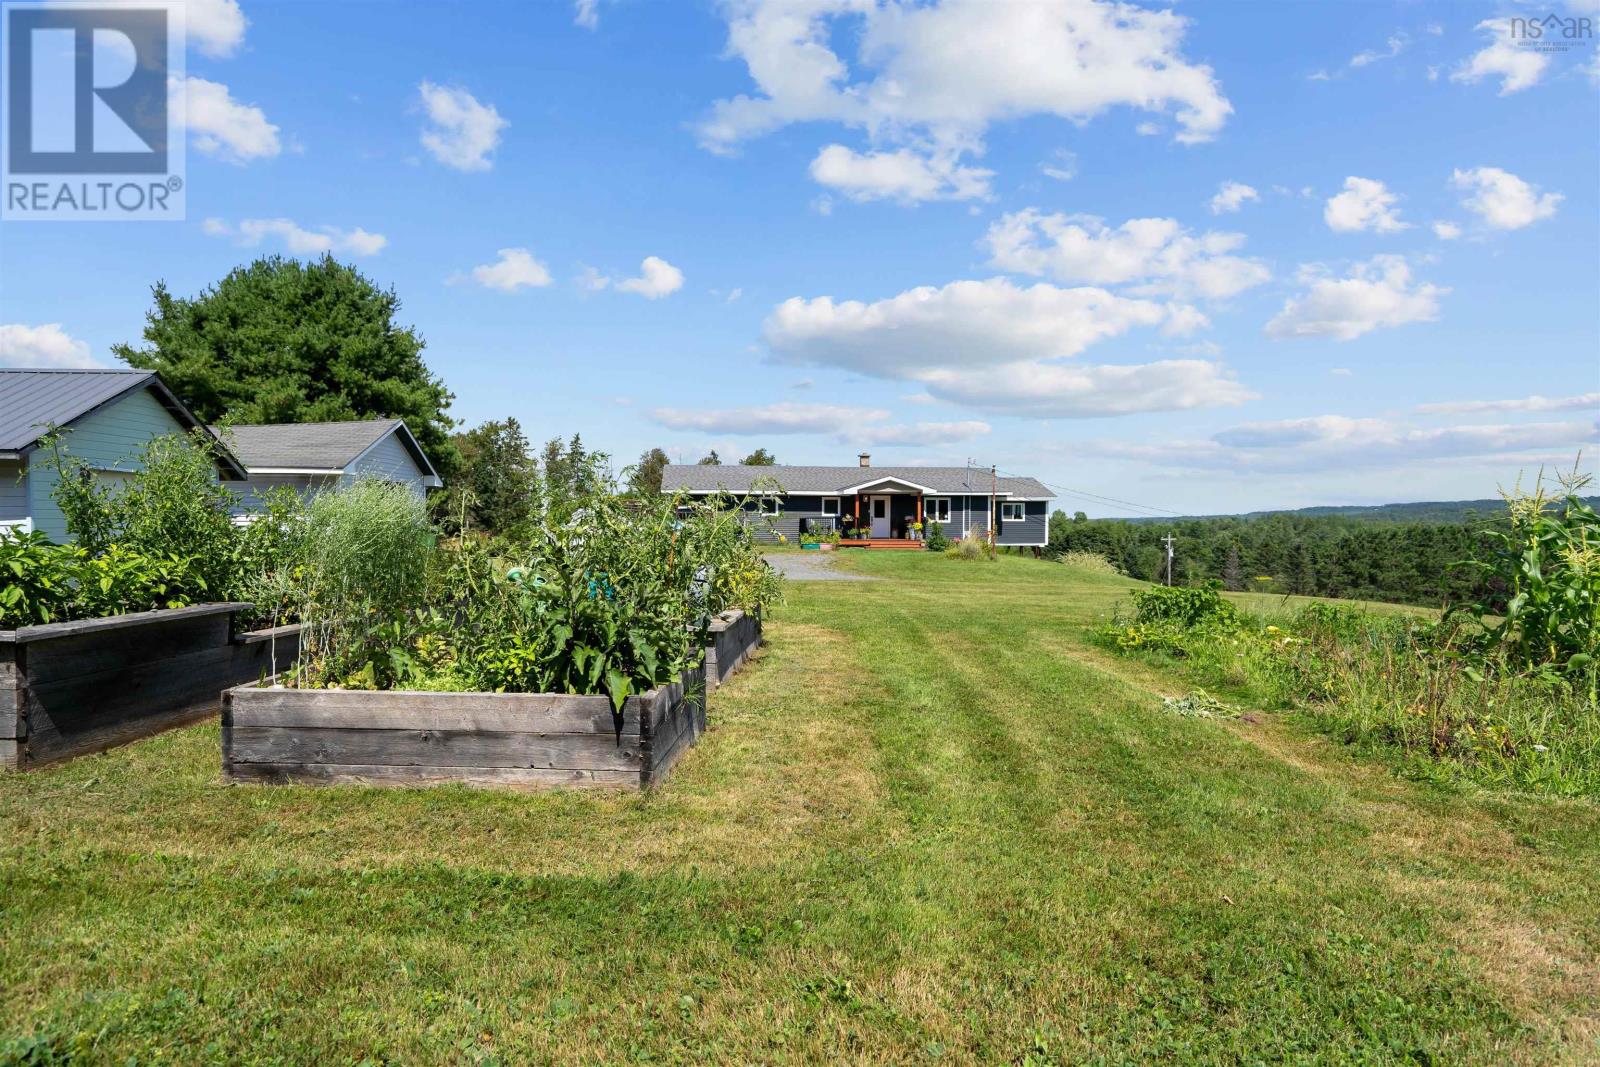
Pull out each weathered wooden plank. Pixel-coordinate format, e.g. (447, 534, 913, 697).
(25, 703, 215, 766)
(227, 725, 643, 771)
(226, 762, 638, 790)
(5, 602, 251, 644)
(227, 687, 636, 735)
(0, 643, 18, 691)
(232, 623, 303, 647)
(23, 643, 238, 748)
(21, 614, 232, 685)
(0, 685, 21, 740)
(0, 739, 19, 771)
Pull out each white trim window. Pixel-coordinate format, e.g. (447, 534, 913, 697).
(821, 496, 840, 517)
(1000, 501, 1024, 522)
(759, 496, 782, 516)
(926, 497, 951, 523)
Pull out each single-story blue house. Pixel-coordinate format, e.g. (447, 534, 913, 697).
(0, 368, 247, 540)
(661, 453, 1052, 548)
(216, 418, 442, 519)
(1, 368, 441, 540)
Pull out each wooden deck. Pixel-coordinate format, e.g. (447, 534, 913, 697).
(838, 538, 924, 550)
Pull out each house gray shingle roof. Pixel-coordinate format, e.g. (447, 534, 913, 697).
(661, 464, 1052, 498)
(215, 418, 438, 479)
(218, 418, 400, 470)
(0, 368, 157, 451)
(0, 369, 246, 477)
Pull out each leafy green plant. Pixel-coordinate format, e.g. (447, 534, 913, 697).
(1450, 468, 1598, 688)
(1055, 550, 1118, 574)
(0, 531, 197, 627)
(1130, 583, 1237, 628)
(289, 480, 436, 690)
(924, 521, 949, 552)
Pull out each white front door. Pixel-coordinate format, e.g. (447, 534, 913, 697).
(869, 495, 891, 538)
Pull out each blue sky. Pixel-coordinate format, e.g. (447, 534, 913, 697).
(2, 0, 1596, 516)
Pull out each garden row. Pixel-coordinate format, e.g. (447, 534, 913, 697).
(3, 435, 780, 788)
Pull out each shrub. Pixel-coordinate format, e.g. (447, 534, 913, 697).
(1130, 583, 1237, 628)
(1056, 550, 1118, 575)
(925, 521, 950, 552)
(44, 429, 239, 602)
(945, 532, 994, 561)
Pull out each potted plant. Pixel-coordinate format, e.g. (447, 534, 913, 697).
(909, 520, 924, 541)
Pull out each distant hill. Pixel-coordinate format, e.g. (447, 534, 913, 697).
(1126, 497, 1600, 526)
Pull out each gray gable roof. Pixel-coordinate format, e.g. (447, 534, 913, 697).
(661, 464, 1051, 498)
(216, 418, 439, 480)
(0, 368, 245, 477)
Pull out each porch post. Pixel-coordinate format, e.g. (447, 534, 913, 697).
(853, 495, 860, 530)
(916, 495, 923, 526)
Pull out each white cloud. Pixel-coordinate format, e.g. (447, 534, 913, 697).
(1324, 176, 1407, 233)
(1452, 19, 1549, 94)
(186, 0, 248, 58)
(809, 144, 993, 202)
(984, 210, 1270, 301)
(204, 217, 387, 256)
(1039, 149, 1077, 182)
(418, 81, 507, 172)
(914, 359, 1255, 418)
(1265, 256, 1446, 341)
(1350, 32, 1407, 68)
(762, 276, 1253, 418)
(615, 256, 685, 299)
(1451, 166, 1562, 230)
(1209, 180, 1259, 215)
(0, 323, 100, 368)
(1415, 392, 1599, 416)
(574, 0, 601, 30)
(1134, 121, 1162, 136)
(460, 248, 553, 291)
(697, 0, 1231, 198)
(174, 76, 279, 163)
(1091, 415, 1596, 473)
(1432, 221, 1462, 240)
(647, 402, 990, 445)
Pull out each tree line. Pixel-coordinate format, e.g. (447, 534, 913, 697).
(1047, 510, 1501, 607)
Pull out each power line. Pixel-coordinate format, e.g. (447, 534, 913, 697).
(993, 468, 1186, 518)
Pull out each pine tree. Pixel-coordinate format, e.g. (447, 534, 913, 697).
(1223, 542, 1244, 591)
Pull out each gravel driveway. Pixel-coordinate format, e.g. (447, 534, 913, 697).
(765, 552, 877, 581)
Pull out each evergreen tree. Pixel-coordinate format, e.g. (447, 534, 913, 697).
(697, 450, 721, 466)
(115, 255, 458, 476)
(628, 447, 671, 496)
(1222, 542, 1244, 591)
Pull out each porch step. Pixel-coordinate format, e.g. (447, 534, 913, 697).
(838, 538, 925, 550)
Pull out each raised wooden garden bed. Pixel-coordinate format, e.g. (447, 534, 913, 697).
(221, 666, 706, 791)
(705, 608, 762, 691)
(1, 604, 302, 770)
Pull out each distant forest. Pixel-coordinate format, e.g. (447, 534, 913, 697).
(1044, 498, 1600, 607)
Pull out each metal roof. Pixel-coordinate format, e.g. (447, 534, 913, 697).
(660, 464, 1052, 498)
(0, 368, 246, 477)
(215, 418, 440, 482)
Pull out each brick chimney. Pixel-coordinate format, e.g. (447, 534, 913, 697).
(858, 452, 871, 467)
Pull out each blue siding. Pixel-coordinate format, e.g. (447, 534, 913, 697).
(26, 387, 195, 542)
(224, 472, 339, 517)
(0, 459, 28, 531)
(343, 430, 427, 497)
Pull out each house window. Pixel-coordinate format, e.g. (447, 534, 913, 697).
(759, 496, 782, 516)
(1000, 502, 1024, 522)
(821, 496, 840, 516)
(926, 497, 951, 523)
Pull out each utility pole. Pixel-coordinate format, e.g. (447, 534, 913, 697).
(1162, 533, 1176, 586)
(989, 465, 997, 546)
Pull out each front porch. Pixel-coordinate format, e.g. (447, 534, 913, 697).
(837, 537, 924, 550)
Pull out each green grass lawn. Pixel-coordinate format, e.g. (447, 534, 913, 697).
(3, 553, 1597, 1064)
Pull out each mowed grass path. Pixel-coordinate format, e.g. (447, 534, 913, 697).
(2, 554, 1597, 1063)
